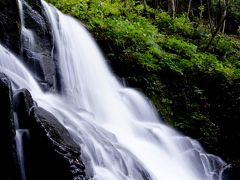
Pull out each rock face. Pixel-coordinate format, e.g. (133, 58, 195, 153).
(0, 80, 90, 180)
(21, 0, 60, 91)
(0, 0, 60, 91)
(2, 1, 91, 179)
(13, 89, 34, 129)
(0, 73, 21, 180)
(12, 88, 91, 180)
(0, 0, 21, 53)
(27, 107, 88, 180)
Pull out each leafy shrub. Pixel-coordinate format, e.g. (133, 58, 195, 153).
(171, 15, 194, 36)
(155, 12, 172, 30)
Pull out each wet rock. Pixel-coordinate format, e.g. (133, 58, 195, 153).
(13, 88, 34, 129)
(0, 0, 21, 53)
(0, 73, 21, 180)
(12, 88, 92, 180)
(0, 0, 61, 91)
(21, 0, 60, 91)
(28, 107, 89, 180)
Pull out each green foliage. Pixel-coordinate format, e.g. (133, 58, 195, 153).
(212, 35, 239, 58)
(154, 12, 194, 37)
(165, 37, 197, 56)
(155, 12, 172, 29)
(46, 0, 240, 172)
(171, 15, 194, 36)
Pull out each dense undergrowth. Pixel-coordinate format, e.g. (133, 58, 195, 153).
(46, 0, 240, 176)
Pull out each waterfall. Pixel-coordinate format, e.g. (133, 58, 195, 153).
(0, 0, 228, 179)
(15, 129, 29, 180)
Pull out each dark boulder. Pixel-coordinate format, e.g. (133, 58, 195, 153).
(13, 88, 34, 129)
(0, 0, 21, 53)
(27, 107, 90, 180)
(12, 88, 92, 180)
(0, 73, 21, 180)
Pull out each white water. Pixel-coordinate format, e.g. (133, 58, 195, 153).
(18, 0, 36, 55)
(0, 0, 228, 179)
(15, 129, 29, 180)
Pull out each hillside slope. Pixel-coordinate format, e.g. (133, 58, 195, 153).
(46, 0, 240, 178)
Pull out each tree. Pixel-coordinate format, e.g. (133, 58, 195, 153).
(168, 0, 176, 17)
(205, 0, 230, 51)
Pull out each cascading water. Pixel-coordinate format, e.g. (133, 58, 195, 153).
(15, 129, 29, 180)
(0, 0, 228, 179)
(18, 0, 35, 56)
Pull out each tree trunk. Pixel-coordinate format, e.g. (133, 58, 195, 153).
(168, 0, 176, 17)
(187, 0, 192, 19)
(205, 0, 229, 51)
(207, 0, 214, 33)
(222, 19, 226, 33)
(200, 0, 203, 20)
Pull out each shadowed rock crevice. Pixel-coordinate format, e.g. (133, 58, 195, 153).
(0, 73, 21, 180)
(13, 89, 34, 129)
(0, 0, 21, 53)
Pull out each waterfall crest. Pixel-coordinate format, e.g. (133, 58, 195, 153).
(0, 0, 228, 179)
